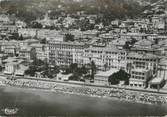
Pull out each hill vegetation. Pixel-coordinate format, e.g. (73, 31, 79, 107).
(0, 0, 159, 23)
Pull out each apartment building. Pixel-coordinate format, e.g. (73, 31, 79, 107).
(148, 58, 167, 89)
(120, 33, 147, 41)
(48, 41, 88, 67)
(127, 52, 159, 88)
(18, 28, 37, 38)
(131, 39, 162, 55)
(83, 45, 127, 71)
(30, 44, 48, 61)
(127, 52, 159, 76)
(19, 47, 36, 60)
(129, 68, 152, 88)
(0, 43, 17, 56)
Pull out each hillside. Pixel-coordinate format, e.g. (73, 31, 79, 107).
(0, 0, 159, 23)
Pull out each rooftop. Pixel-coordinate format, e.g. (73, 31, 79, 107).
(48, 40, 86, 46)
(159, 58, 167, 66)
(112, 39, 126, 46)
(127, 52, 158, 59)
(149, 77, 164, 84)
(30, 43, 44, 48)
(87, 45, 124, 52)
(134, 39, 153, 47)
(95, 68, 119, 77)
(3, 57, 24, 65)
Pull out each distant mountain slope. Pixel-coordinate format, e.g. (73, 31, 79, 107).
(0, 0, 157, 23)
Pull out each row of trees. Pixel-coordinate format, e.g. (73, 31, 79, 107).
(66, 62, 130, 85)
(25, 58, 59, 78)
(24, 58, 97, 80)
(63, 61, 96, 81)
(25, 58, 130, 85)
(63, 63, 89, 81)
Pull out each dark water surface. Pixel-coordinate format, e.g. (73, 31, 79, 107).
(0, 86, 167, 116)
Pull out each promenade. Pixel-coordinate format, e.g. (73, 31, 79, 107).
(8, 75, 167, 95)
(0, 75, 167, 105)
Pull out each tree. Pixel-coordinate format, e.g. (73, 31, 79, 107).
(25, 59, 45, 77)
(64, 34, 75, 42)
(0, 66, 3, 72)
(52, 66, 60, 75)
(78, 66, 88, 75)
(131, 38, 137, 45)
(32, 58, 45, 66)
(18, 34, 24, 41)
(69, 74, 80, 81)
(104, 63, 108, 71)
(41, 38, 47, 44)
(90, 61, 96, 80)
(154, 38, 159, 44)
(69, 63, 78, 73)
(12, 32, 19, 40)
(63, 64, 89, 81)
(25, 65, 37, 77)
(123, 38, 137, 50)
(31, 22, 43, 28)
(108, 69, 130, 85)
(123, 41, 131, 50)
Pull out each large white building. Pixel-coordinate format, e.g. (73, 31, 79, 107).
(3, 57, 25, 75)
(48, 40, 127, 71)
(83, 45, 127, 71)
(127, 52, 159, 76)
(48, 41, 88, 67)
(18, 28, 37, 38)
(127, 52, 159, 88)
(129, 68, 152, 88)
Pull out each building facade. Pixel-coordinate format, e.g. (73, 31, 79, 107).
(48, 41, 87, 67)
(83, 45, 127, 71)
(129, 68, 152, 88)
(127, 52, 159, 76)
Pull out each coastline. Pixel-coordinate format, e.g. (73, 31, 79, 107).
(1, 78, 167, 105)
(0, 85, 120, 103)
(0, 85, 152, 105)
(1, 85, 167, 117)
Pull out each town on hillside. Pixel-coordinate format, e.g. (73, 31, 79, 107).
(0, 0, 167, 94)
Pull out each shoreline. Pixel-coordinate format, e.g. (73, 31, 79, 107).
(1, 82, 167, 105)
(0, 76, 167, 105)
(0, 85, 152, 105)
(1, 86, 167, 117)
(0, 85, 120, 102)
(1, 74, 167, 95)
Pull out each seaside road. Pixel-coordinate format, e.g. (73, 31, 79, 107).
(1, 74, 166, 96)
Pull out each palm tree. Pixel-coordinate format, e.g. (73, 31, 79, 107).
(104, 62, 108, 71)
(90, 61, 96, 80)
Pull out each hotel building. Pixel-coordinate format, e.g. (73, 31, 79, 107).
(127, 52, 159, 88)
(83, 45, 127, 71)
(48, 41, 88, 67)
(129, 68, 152, 87)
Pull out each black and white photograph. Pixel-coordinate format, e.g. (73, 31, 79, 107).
(0, 0, 167, 116)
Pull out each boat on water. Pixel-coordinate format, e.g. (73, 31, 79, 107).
(1, 108, 19, 115)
